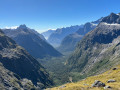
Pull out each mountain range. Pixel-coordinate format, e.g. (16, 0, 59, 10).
(66, 13, 120, 77)
(3, 25, 62, 59)
(47, 25, 83, 47)
(41, 29, 55, 40)
(57, 18, 102, 53)
(1, 11, 120, 89)
(42, 12, 120, 90)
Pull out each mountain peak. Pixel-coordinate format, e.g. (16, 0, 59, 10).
(102, 12, 120, 24)
(17, 24, 28, 29)
(110, 12, 117, 16)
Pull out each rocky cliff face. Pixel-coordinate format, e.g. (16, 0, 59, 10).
(102, 13, 120, 24)
(3, 25, 62, 59)
(0, 29, 53, 89)
(0, 63, 37, 89)
(66, 13, 120, 76)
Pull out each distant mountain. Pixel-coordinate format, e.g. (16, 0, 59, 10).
(47, 25, 83, 47)
(41, 29, 55, 40)
(57, 33, 83, 53)
(66, 13, 120, 77)
(57, 18, 102, 53)
(3, 25, 62, 59)
(0, 29, 52, 89)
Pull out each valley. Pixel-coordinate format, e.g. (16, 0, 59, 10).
(0, 1, 120, 89)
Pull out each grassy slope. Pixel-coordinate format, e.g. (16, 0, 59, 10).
(49, 65, 120, 90)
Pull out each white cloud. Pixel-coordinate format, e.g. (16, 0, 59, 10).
(37, 28, 57, 33)
(48, 28, 56, 30)
(4, 26, 18, 29)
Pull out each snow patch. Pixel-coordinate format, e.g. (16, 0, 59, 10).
(91, 23, 98, 26)
(4, 26, 18, 29)
(103, 23, 120, 26)
(116, 13, 120, 15)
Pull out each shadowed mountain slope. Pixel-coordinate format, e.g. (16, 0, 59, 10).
(3, 25, 62, 59)
(0, 29, 53, 88)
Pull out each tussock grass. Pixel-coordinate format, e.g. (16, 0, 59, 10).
(49, 65, 120, 90)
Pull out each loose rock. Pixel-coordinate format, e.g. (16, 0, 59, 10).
(59, 85, 66, 89)
(92, 80, 105, 87)
(104, 86, 111, 89)
(112, 68, 117, 70)
(107, 79, 116, 83)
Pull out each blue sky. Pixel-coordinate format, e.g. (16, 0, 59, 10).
(0, 0, 120, 33)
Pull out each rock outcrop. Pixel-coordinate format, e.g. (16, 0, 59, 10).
(92, 80, 105, 87)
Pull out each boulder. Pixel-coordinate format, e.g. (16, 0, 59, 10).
(112, 68, 117, 70)
(104, 86, 111, 89)
(92, 80, 105, 87)
(107, 79, 116, 83)
(59, 85, 66, 89)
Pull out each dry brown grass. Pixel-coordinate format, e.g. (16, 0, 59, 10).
(48, 65, 120, 90)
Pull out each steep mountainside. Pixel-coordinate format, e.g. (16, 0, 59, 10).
(57, 33, 83, 53)
(0, 63, 36, 89)
(66, 13, 120, 77)
(0, 29, 52, 88)
(47, 25, 83, 47)
(57, 22, 98, 53)
(31, 28, 46, 41)
(3, 25, 62, 59)
(41, 29, 55, 40)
